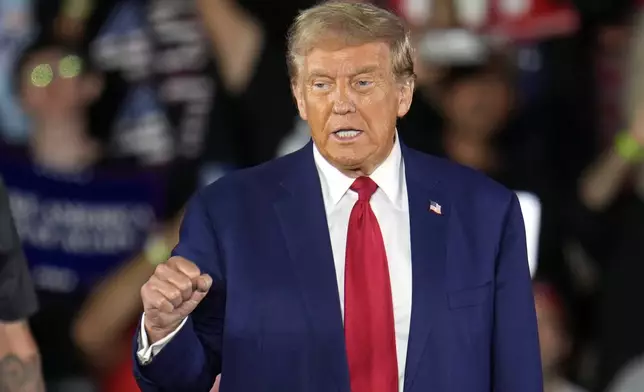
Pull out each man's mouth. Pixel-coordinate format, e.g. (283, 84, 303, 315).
(332, 129, 363, 140)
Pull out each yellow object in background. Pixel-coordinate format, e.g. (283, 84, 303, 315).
(59, 55, 83, 79)
(144, 235, 172, 266)
(62, 0, 94, 20)
(31, 64, 53, 87)
(615, 131, 644, 162)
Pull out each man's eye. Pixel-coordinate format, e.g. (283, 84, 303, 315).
(313, 82, 328, 89)
(356, 80, 373, 88)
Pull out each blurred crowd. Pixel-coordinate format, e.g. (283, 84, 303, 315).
(2, 0, 644, 391)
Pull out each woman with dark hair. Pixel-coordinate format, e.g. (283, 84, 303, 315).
(398, 54, 530, 188)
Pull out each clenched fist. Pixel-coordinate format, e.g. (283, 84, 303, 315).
(141, 256, 212, 343)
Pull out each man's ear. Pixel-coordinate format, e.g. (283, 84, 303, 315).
(291, 81, 308, 121)
(396, 78, 414, 118)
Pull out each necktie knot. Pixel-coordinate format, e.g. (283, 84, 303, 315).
(350, 176, 378, 201)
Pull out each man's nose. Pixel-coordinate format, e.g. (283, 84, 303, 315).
(331, 82, 356, 114)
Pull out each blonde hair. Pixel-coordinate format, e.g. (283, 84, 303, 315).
(286, 1, 415, 83)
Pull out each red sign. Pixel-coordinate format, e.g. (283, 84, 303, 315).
(396, 0, 580, 41)
(485, 0, 580, 41)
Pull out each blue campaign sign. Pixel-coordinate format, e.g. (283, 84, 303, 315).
(92, 0, 172, 164)
(0, 147, 166, 294)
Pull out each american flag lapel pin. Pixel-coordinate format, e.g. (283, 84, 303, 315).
(429, 200, 442, 215)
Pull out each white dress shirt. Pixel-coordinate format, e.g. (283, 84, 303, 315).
(138, 136, 413, 391)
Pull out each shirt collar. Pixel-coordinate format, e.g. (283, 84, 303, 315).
(313, 133, 405, 209)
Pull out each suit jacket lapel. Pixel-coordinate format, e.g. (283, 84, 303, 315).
(271, 142, 447, 392)
(401, 146, 448, 392)
(273, 142, 350, 392)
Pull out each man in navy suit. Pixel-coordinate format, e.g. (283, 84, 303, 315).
(133, 2, 542, 391)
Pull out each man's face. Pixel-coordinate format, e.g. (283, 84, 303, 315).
(444, 74, 511, 140)
(21, 49, 94, 118)
(292, 40, 413, 176)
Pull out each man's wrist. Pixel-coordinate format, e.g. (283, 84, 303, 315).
(144, 321, 182, 344)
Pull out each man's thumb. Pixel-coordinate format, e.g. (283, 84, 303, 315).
(179, 289, 207, 314)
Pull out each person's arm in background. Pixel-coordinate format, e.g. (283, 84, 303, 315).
(72, 212, 182, 372)
(493, 193, 543, 392)
(0, 321, 43, 392)
(197, 0, 298, 165)
(54, 0, 94, 43)
(0, 178, 43, 392)
(428, 0, 458, 28)
(579, 9, 644, 212)
(196, 0, 263, 95)
(408, 0, 461, 104)
(579, 136, 638, 211)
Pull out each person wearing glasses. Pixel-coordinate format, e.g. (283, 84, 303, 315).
(0, 39, 165, 391)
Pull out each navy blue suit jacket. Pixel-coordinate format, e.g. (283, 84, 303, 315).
(133, 142, 542, 392)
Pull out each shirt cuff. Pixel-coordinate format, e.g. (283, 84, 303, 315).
(136, 313, 188, 365)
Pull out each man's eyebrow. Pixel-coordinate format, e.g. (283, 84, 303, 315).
(350, 65, 380, 76)
(307, 70, 333, 80)
(307, 65, 381, 80)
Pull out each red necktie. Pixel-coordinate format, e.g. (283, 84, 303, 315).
(344, 176, 399, 392)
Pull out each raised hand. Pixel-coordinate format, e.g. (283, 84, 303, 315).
(141, 256, 212, 343)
